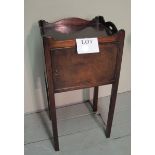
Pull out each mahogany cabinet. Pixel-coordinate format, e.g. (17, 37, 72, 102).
(39, 16, 125, 151)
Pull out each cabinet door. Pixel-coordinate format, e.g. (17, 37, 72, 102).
(51, 43, 118, 93)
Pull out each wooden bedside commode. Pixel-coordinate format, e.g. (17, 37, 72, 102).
(39, 16, 125, 151)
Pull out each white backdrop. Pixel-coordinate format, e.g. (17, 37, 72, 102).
(24, 0, 131, 113)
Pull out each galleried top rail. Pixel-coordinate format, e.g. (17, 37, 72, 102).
(38, 16, 121, 39)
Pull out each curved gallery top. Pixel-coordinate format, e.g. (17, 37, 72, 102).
(38, 16, 119, 41)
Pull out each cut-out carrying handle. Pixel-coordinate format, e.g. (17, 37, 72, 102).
(93, 16, 118, 35)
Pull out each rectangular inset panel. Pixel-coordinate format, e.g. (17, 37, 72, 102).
(51, 43, 118, 92)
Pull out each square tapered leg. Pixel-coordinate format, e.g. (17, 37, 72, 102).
(49, 92, 59, 151)
(93, 86, 99, 112)
(105, 81, 119, 138)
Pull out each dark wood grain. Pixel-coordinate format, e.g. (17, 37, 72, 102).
(44, 71, 51, 120)
(105, 31, 125, 137)
(93, 86, 99, 112)
(51, 43, 118, 93)
(43, 38, 59, 151)
(39, 16, 125, 151)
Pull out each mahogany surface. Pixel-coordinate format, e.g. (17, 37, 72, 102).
(52, 43, 118, 93)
